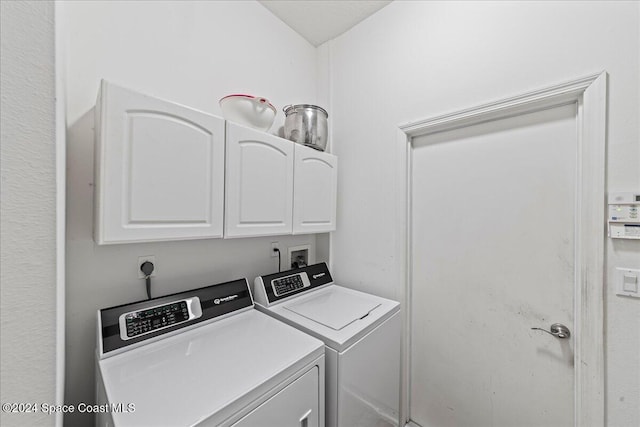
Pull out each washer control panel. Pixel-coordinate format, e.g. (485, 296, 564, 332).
(119, 297, 202, 340)
(255, 263, 334, 306)
(272, 274, 310, 297)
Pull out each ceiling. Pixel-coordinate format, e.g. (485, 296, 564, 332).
(259, 0, 392, 46)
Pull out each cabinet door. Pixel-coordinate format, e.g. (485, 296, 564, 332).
(231, 366, 319, 427)
(94, 81, 225, 244)
(293, 145, 338, 234)
(225, 123, 294, 237)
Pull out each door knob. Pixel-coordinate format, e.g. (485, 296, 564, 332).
(531, 323, 571, 339)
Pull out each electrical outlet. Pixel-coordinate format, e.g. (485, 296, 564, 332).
(271, 242, 279, 257)
(138, 255, 156, 278)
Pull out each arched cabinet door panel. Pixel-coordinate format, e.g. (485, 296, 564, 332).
(225, 122, 294, 238)
(94, 80, 225, 244)
(293, 145, 337, 234)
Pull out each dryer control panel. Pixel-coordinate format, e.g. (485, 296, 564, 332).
(98, 278, 253, 358)
(119, 297, 202, 341)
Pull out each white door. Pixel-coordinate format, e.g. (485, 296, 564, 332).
(410, 104, 578, 427)
(94, 80, 225, 244)
(225, 122, 294, 237)
(293, 145, 338, 234)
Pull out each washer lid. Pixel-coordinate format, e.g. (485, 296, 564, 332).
(284, 287, 381, 330)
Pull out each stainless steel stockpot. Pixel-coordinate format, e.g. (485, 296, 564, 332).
(283, 104, 328, 151)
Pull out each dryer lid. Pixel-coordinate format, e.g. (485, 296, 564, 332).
(284, 287, 381, 330)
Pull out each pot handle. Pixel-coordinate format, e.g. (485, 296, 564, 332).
(283, 105, 293, 114)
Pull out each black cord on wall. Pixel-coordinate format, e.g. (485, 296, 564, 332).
(273, 248, 281, 273)
(140, 261, 155, 299)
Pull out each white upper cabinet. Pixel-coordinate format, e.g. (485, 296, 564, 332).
(225, 122, 294, 238)
(225, 123, 337, 238)
(293, 145, 337, 234)
(94, 80, 225, 244)
(94, 81, 336, 244)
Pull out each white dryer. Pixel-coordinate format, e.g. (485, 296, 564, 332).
(254, 263, 401, 427)
(96, 277, 325, 427)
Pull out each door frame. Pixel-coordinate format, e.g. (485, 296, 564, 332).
(395, 72, 607, 427)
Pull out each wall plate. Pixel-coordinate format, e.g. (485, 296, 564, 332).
(137, 255, 156, 279)
(615, 267, 639, 298)
(288, 244, 312, 270)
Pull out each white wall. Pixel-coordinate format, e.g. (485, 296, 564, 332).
(0, 1, 58, 426)
(326, 1, 639, 426)
(60, 2, 320, 425)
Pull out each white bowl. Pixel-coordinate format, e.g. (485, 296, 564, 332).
(219, 94, 276, 132)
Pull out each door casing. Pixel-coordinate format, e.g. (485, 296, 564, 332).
(394, 72, 607, 427)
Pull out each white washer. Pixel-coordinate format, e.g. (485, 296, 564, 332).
(96, 278, 325, 427)
(254, 263, 401, 427)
